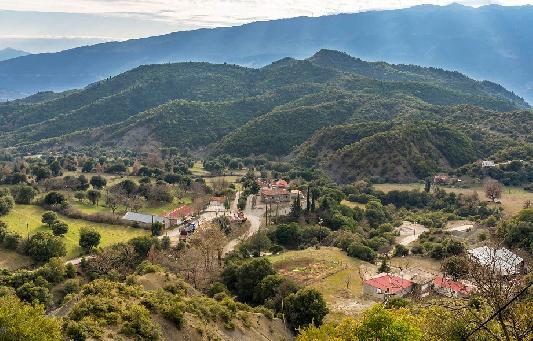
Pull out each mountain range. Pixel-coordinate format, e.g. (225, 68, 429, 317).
(1, 4, 533, 103)
(0, 48, 29, 62)
(1, 49, 531, 182)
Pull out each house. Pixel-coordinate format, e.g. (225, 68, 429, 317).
(433, 276, 473, 298)
(467, 246, 524, 276)
(290, 190, 305, 200)
(163, 205, 193, 226)
(363, 273, 414, 300)
(481, 160, 496, 168)
(260, 188, 291, 203)
(122, 212, 170, 228)
(433, 174, 450, 184)
(273, 179, 288, 189)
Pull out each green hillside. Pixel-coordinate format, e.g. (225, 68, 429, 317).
(0, 50, 531, 182)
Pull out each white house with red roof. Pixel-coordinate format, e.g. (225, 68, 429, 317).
(433, 276, 473, 298)
(363, 273, 414, 300)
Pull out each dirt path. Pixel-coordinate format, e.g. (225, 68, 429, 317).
(396, 221, 428, 246)
(445, 220, 474, 232)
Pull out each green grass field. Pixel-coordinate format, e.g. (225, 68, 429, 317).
(269, 247, 369, 318)
(374, 183, 532, 215)
(1, 205, 148, 259)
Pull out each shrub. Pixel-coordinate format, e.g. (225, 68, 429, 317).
(25, 232, 66, 262)
(51, 221, 69, 236)
(347, 242, 376, 262)
(0, 195, 14, 216)
(41, 211, 58, 227)
(79, 227, 101, 251)
(393, 244, 409, 257)
(284, 288, 328, 329)
(43, 191, 66, 206)
(3, 231, 22, 250)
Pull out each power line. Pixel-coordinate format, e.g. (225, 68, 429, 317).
(465, 280, 532, 339)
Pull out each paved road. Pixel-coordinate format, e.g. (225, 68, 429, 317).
(66, 193, 265, 263)
(223, 193, 263, 255)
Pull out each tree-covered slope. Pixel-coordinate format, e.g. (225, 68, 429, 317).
(1, 50, 526, 150)
(327, 122, 477, 183)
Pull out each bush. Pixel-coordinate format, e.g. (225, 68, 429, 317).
(347, 242, 376, 262)
(120, 305, 161, 340)
(42, 211, 58, 227)
(25, 232, 66, 262)
(0, 294, 61, 341)
(43, 191, 66, 206)
(64, 279, 81, 294)
(0, 195, 14, 216)
(79, 227, 101, 251)
(284, 288, 328, 329)
(3, 231, 22, 250)
(393, 244, 409, 257)
(51, 221, 69, 236)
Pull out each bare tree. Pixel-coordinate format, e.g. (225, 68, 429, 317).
(485, 179, 503, 202)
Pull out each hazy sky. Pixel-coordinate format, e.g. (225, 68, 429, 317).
(1, 1, 532, 52)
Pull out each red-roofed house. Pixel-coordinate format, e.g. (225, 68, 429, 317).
(164, 205, 193, 225)
(273, 179, 288, 189)
(363, 273, 414, 300)
(260, 188, 291, 203)
(433, 276, 473, 298)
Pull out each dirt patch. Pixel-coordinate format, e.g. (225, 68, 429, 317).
(274, 257, 339, 286)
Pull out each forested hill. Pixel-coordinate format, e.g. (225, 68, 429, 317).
(1, 4, 533, 102)
(0, 50, 531, 182)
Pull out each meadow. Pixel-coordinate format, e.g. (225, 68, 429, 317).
(1, 204, 147, 259)
(269, 247, 373, 319)
(373, 183, 532, 215)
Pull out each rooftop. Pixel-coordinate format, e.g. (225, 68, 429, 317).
(433, 276, 472, 294)
(467, 246, 523, 275)
(364, 273, 414, 294)
(261, 188, 290, 196)
(122, 211, 167, 224)
(164, 205, 192, 219)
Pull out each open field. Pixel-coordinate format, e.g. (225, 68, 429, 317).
(1, 204, 148, 259)
(374, 183, 533, 215)
(62, 171, 142, 187)
(340, 200, 365, 209)
(0, 249, 32, 270)
(269, 247, 374, 319)
(70, 195, 192, 216)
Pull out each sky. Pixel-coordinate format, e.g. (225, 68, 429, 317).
(1, 0, 532, 52)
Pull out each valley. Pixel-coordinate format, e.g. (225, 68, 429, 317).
(0, 41, 531, 341)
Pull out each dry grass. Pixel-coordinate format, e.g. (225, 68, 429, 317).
(374, 183, 532, 216)
(0, 249, 32, 270)
(269, 247, 374, 318)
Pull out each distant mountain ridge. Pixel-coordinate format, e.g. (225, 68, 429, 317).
(0, 47, 29, 62)
(0, 4, 533, 102)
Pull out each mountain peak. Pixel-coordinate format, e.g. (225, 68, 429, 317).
(0, 47, 30, 62)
